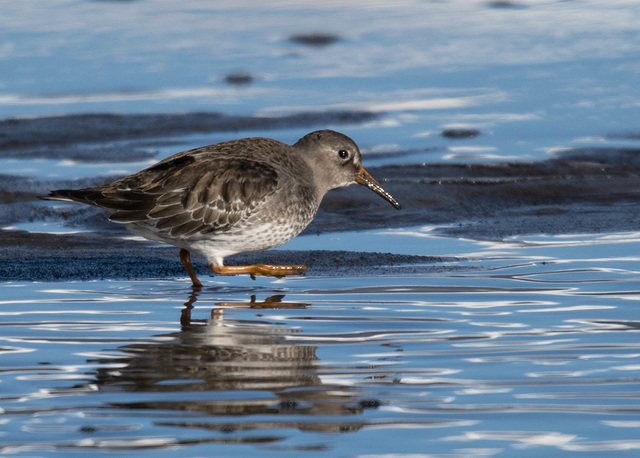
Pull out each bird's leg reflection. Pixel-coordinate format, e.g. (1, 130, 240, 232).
(180, 291, 309, 325)
(180, 288, 200, 327)
(217, 294, 309, 309)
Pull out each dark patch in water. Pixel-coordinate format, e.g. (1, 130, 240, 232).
(608, 131, 640, 140)
(289, 33, 340, 47)
(0, 111, 378, 152)
(279, 400, 299, 411)
(487, 1, 528, 9)
(0, 145, 158, 162)
(224, 73, 255, 85)
(441, 128, 481, 139)
(358, 399, 381, 409)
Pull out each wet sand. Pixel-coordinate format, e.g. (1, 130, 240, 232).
(0, 232, 457, 282)
(1, 112, 639, 281)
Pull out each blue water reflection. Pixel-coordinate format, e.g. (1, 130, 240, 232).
(2, 228, 640, 455)
(3, 1, 640, 166)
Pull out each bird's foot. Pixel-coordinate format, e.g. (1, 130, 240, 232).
(210, 264, 307, 279)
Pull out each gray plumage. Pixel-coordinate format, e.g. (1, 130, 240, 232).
(44, 130, 400, 283)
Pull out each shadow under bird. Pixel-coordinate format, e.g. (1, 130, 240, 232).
(43, 130, 401, 286)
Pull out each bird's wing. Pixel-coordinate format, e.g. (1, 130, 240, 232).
(52, 154, 280, 237)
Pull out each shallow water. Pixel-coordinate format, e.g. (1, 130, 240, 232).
(3, 0, 640, 456)
(2, 229, 640, 456)
(4, 1, 640, 168)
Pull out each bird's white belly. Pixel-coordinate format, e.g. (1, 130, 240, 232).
(189, 220, 306, 266)
(126, 217, 309, 267)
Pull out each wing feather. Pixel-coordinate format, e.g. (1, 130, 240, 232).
(147, 204, 185, 219)
(45, 143, 282, 238)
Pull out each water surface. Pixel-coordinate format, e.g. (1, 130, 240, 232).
(2, 230, 640, 455)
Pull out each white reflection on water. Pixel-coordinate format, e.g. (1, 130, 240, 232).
(0, 158, 154, 181)
(0, 86, 274, 107)
(442, 431, 578, 448)
(269, 90, 508, 113)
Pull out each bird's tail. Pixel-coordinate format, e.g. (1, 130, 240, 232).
(39, 189, 103, 206)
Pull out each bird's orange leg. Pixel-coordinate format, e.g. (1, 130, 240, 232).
(179, 249, 203, 287)
(210, 264, 307, 279)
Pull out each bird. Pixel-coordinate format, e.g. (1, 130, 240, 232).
(43, 130, 401, 286)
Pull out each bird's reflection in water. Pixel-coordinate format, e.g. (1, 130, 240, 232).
(87, 289, 371, 434)
(180, 291, 308, 326)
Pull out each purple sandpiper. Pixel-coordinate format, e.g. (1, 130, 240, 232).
(43, 130, 401, 286)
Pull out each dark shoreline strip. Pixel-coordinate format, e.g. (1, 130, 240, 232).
(0, 111, 378, 151)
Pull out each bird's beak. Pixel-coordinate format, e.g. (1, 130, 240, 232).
(356, 167, 402, 210)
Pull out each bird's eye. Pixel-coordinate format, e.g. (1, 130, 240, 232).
(338, 149, 349, 159)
